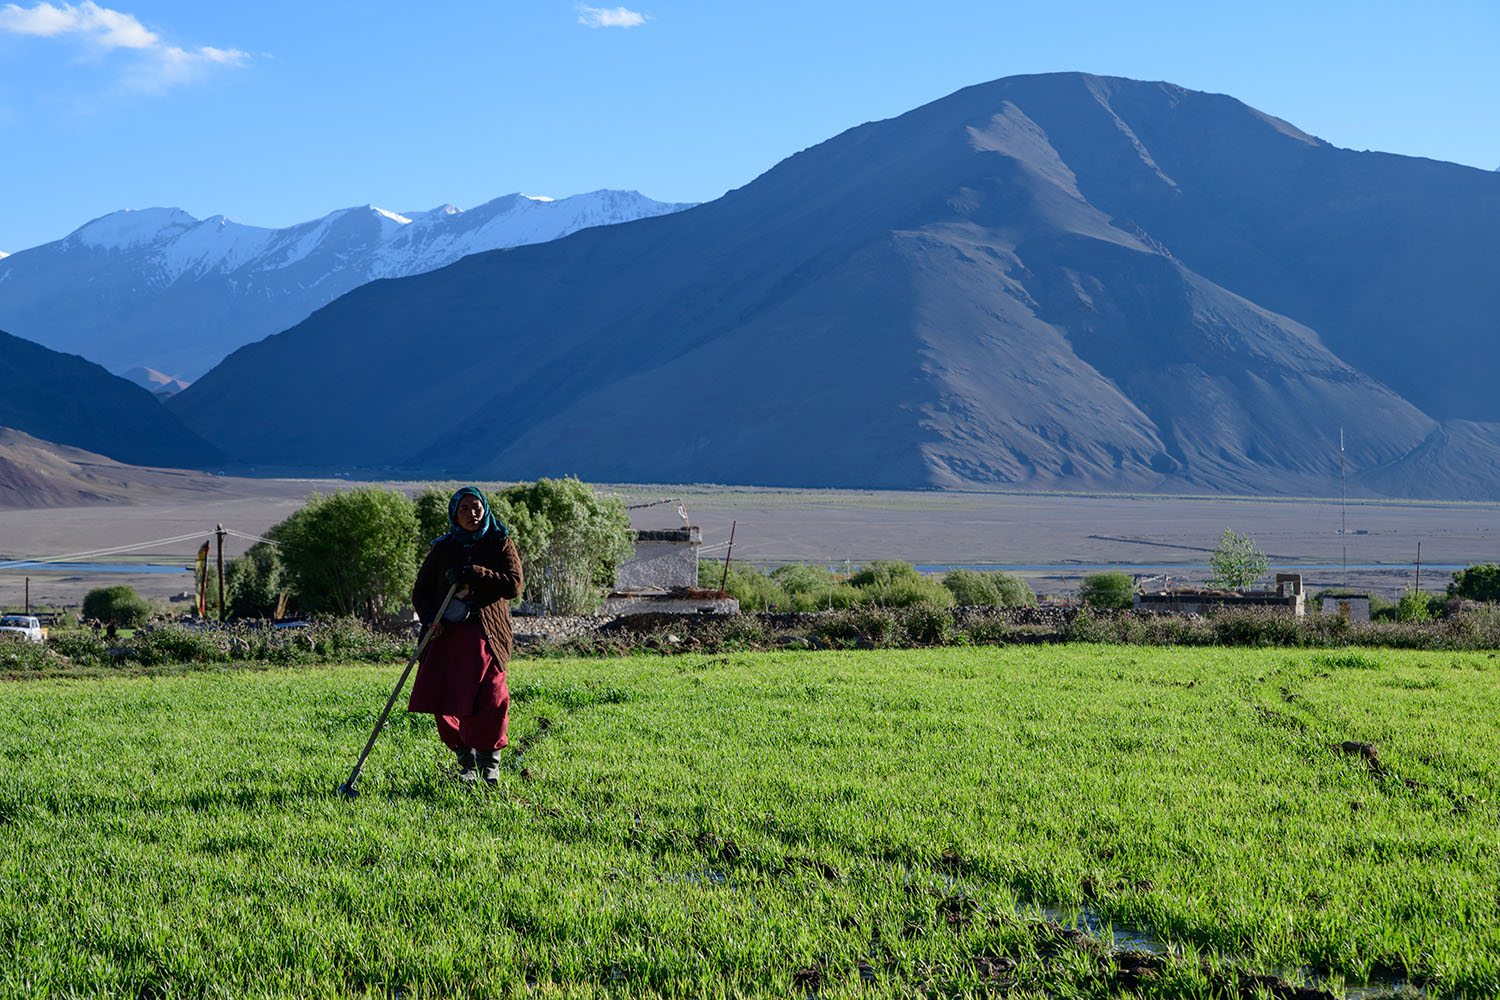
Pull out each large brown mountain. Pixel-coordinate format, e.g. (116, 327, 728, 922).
(169, 73, 1500, 497)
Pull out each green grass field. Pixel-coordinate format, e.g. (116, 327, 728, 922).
(1, 645, 1496, 998)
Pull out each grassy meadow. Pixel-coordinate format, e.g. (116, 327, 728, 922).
(1, 644, 1497, 998)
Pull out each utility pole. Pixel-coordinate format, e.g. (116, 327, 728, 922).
(216, 523, 227, 622)
(718, 521, 737, 593)
(1415, 542, 1421, 594)
(1339, 428, 1347, 590)
(24, 577, 30, 615)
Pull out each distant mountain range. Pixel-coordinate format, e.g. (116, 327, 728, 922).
(163, 72, 1500, 498)
(0, 328, 220, 471)
(0, 190, 694, 380)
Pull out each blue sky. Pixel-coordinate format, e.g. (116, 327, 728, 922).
(2, 0, 1497, 253)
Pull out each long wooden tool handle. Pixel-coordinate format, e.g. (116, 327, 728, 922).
(340, 583, 458, 795)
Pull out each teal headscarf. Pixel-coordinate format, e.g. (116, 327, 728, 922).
(434, 486, 508, 547)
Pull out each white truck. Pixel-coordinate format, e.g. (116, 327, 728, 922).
(0, 615, 45, 642)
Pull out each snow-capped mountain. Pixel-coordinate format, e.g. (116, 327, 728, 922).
(0, 190, 694, 380)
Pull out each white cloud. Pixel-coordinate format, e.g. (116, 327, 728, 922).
(577, 5, 647, 28)
(124, 43, 250, 94)
(0, 2, 250, 92)
(0, 1, 156, 49)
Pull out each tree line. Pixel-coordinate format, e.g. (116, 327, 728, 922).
(219, 478, 632, 620)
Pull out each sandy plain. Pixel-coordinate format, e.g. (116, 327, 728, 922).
(4, 470, 1499, 611)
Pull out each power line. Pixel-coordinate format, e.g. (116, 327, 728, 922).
(223, 528, 278, 547)
(0, 531, 210, 569)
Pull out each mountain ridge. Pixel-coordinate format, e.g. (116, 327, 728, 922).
(0, 329, 222, 470)
(0, 189, 695, 380)
(157, 72, 1500, 497)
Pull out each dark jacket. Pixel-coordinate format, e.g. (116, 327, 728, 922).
(412, 531, 524, 665)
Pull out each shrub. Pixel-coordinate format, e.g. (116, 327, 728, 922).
(769, 563, 836, 595)
(703, 562, 787, 611)
(897, 604, 956, 645)
(847, 561, 921, 589)
(46, 631, 107, 667)
(499, 478, 634, 615)
(1448, 564, 1500, 602)
(858, 575, 955, 608)
(225, 542, 286, 619)
(1207, 529, 1268, 590)
(769, 564, 864, 611)
(1062, 607, 1116, 643)
(1396, 589, 1432, 623)
(942, 568, 1035, 607)
(848, 562, 953, 608)
(271, 488, 420, 618)
(1209, 607, 1303, 647)
(1078, 572, 1135, 610)
(0, 638, 63, 671)
(129, 625, 231, 667)
(81, 585, 153, 627)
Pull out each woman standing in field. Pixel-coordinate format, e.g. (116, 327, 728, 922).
(408, 487, 524, 784)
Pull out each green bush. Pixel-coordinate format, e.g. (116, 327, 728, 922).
(769, 563, 836, 595)
(0, 638, 63, 671)
(847, 561, 921, 589)
(812, 604, 954, 647)
(942, 568, 1035, 607)
(858, 575, 955, 608)
(46, 631, 107, 667)
(499, 478, 633, 615)
(846, 562, 953, 608)
(130, 625, 231, 667)
(1078, 572, 1135, 610)
(271, 488, 419, 618)
(769, 564, 864, 611)
(224, 542, 285, 619)
(81, 586, 153, 627)
(1396, 589, 1432, 623)
(702, 562, 787, 611)
(1449, 564, 1500, 602)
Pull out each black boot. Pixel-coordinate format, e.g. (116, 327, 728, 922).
(476, 748, 501, 785)
(455, 747, 477, 783)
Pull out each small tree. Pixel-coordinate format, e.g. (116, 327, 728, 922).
(1207, 528, 1268, 590)
(82, 585, 152, 627)
(224, 541, 285, 619)
(270, 488, 420, 618)
(1448, 564, 1500, 603)
(1396, 588, 1432, 622)
(500, 478, 633, 615)
(413, 488, 452, 551)
(1078, 572, 1135, 610)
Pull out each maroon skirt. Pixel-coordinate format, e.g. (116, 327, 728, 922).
(407, 621, 506, 717)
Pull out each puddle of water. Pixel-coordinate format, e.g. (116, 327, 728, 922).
(1018, 900, 1424, 999)
(1019, 900, 1170, 954)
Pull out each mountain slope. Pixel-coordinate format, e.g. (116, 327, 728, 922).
(169, 73, 1500, 497)
(0, 190, 694, 380)
(0, 330, 221, 469)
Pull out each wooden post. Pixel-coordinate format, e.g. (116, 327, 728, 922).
(718, 521, 737, 593)
(1415, 542, 1421, 594)
(216, 523, 227, 621)
(24, 577, 30, 615)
